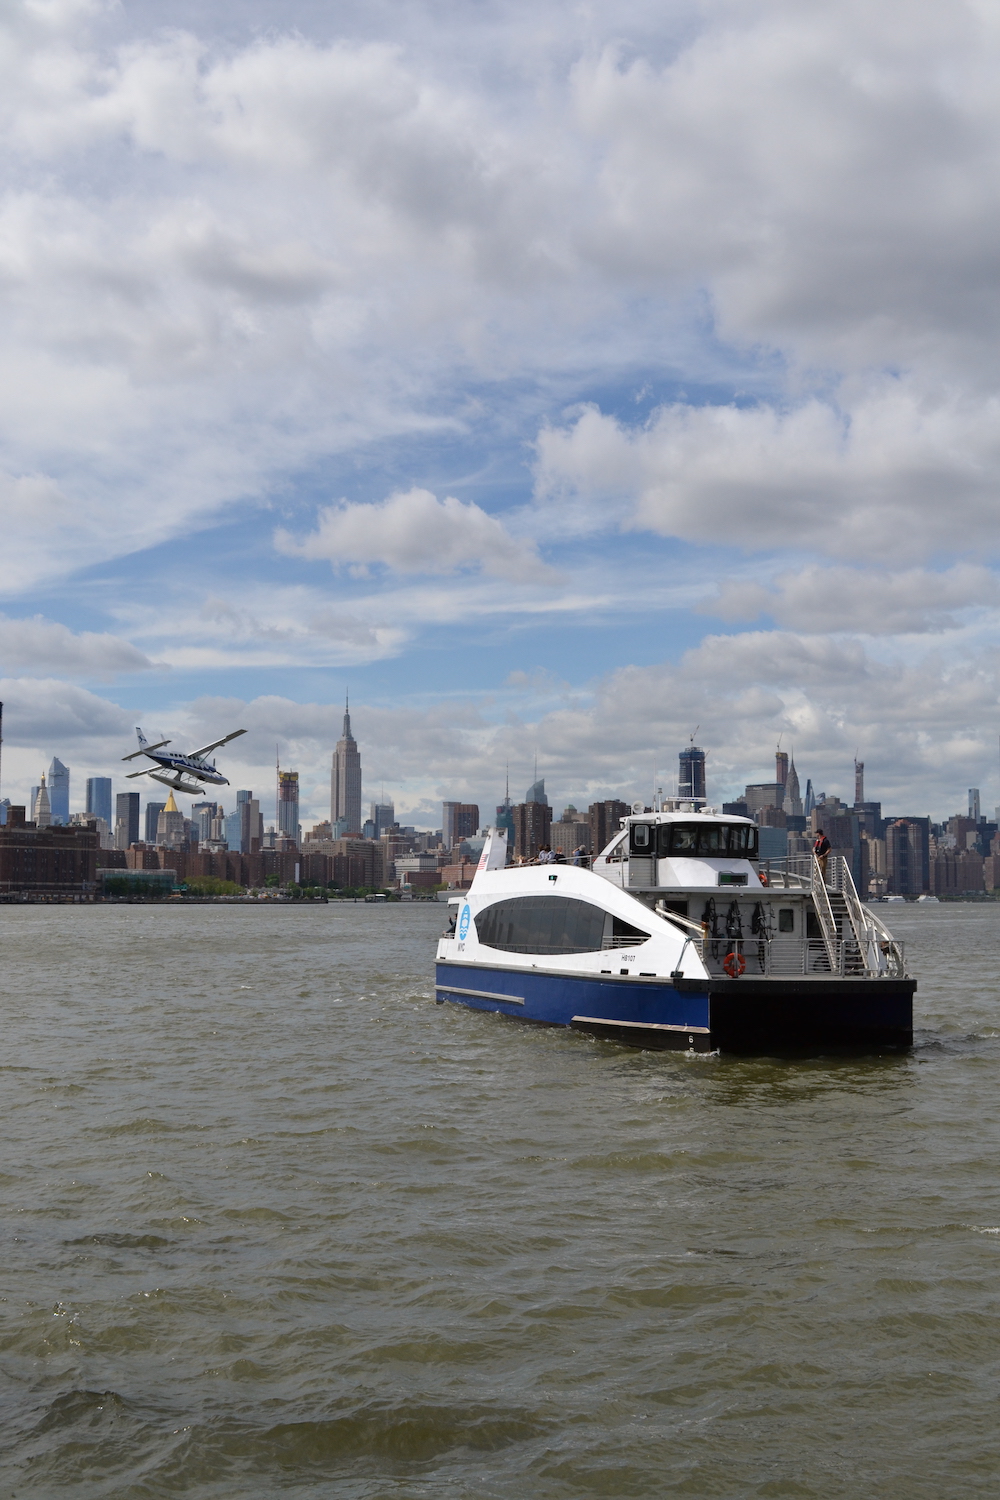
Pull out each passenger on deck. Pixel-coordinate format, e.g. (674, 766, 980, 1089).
(572, 845, 588, 866)
(537, 845, 555, 863)
(813, 829, 831, 882)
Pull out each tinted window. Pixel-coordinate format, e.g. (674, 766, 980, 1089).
(658, 823, 758, 857)
(475, 896, 648, 954)
(778, 909, 794, 932)
(630, 823, 653, 852)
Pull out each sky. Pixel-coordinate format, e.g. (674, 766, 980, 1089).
(3, 0, 1000, 830)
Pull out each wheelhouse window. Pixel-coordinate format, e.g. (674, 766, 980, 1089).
(474, 896, 650, 954)
(658, 822, 758, 858)
(630, 823, 653, 853)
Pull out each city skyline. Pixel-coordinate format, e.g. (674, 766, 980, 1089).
(3, 5, 1000, 825)
(6, 714, 1000, 838)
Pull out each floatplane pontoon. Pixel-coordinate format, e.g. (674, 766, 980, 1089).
(436, 806, 914, 1053)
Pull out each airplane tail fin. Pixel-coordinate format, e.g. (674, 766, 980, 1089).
(136, 727, 148, 749)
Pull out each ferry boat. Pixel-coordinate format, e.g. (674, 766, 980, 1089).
(435, 807, 915, 1053)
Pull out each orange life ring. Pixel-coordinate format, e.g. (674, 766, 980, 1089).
(759, 871, 769, 886)
(723, 950, 746, 978)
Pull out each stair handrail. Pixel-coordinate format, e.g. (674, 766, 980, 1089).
(829, 854, 882, 974)
(865, 906, 908, 977)
(810, 852, 842, 972)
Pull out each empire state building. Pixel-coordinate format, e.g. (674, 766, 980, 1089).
(331, 696, 362, 835)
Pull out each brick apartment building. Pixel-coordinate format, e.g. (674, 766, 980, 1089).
(0, 807, 98, 897)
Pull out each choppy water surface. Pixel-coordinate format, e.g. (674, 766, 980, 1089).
(2, 901, 1000, 1497)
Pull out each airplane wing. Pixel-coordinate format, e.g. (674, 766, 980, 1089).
(122, 738, 171, 762)
(189, 728, 247, 760)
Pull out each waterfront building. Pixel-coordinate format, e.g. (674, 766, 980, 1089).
(331, 697, 362, 836)
(886, 818, 931, 896)
(277, 771, 300, 842)
(115, 792, 140, 851)
(679, 745, 707, 801)
(931, 847, 985, 897)
(144, 801, 166, 844)
(48, 757, 69, 825)
(0, 805, 98, 895)
(156, 791, 187, 851)
(442, 801, 479, 848)
(86, 777, 113, 829)
(33, 776, 52, 829)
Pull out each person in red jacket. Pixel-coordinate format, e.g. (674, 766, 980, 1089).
(813, 828, 831, 882)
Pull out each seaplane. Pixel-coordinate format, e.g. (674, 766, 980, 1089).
(121, 726, 247, 796)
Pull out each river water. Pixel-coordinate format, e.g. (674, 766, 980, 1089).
(1, 900, 999, 1497)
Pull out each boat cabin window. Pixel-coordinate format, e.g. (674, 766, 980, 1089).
(778, 909, 795, 932)
(630, 823, 653, 853)
(658, 822, 758, 858)
(475, 896, 650, 955)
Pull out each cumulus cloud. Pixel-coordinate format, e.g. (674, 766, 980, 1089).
(0, 614, 157, 675)
(276, 488, 554, 581)
(700, 564, 1000, 634)
(3, 1, 1000, 592)
(534, 387, 1000, 559)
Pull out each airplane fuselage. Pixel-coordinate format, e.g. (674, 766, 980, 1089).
(148, 753, 229, 785)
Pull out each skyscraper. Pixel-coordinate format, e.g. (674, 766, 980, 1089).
(331, 696, 362, 836)
(48, 758, 69, 824)
(969, 788, 981, 822)
(496, 770, 515, 849)
(678, 745, 706, 801)
(86, 777, 113, 829)
(775, 750, 789, 791)
(442, 802, 479, 847)
(156, 791, 186, 850)
(115, 791, 140, 849)
(34, 775, 52, 828)
(855, 759, 865, 807)
(145, 801, 166, 843)
(278, 770, 300, 840)
(369, 800, 395, 838)
(783, 757, 803, 817)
